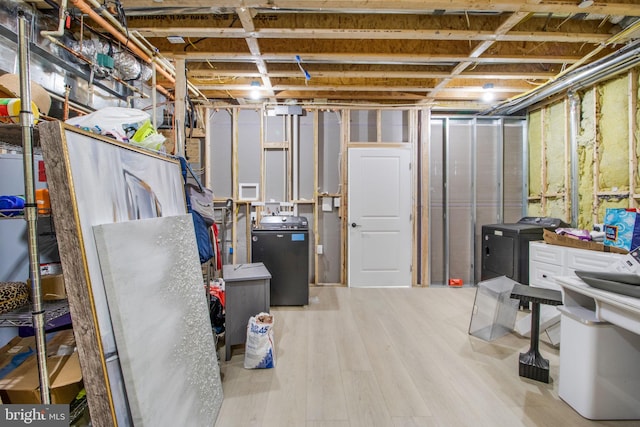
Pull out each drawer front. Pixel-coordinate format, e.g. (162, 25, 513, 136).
(566, 248, 625, 271)
(529, 242, 565, 266)
(530, 260, 564, 291)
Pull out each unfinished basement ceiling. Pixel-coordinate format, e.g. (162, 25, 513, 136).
(40, 0, 640, 108)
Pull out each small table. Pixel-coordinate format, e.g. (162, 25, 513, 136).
(510, 283, 563, 383)
(223, 263, 271, 361)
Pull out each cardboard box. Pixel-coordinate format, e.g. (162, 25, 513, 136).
(0, 336, 36, 373)
(0, 330, 82, 404)
(27, 273, 67, 300)
(543, 229, 628, 254)
(0, 352, 82, 404)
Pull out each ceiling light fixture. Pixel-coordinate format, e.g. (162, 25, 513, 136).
(249, 81, 261, 100)
(482, 83, 495, 103)
(167, 36, 185, 44)
(578, 0, 594, 8)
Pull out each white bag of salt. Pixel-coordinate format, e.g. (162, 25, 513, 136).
(244, 312, 275, 369)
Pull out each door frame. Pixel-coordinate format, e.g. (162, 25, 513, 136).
(346, 144, 414, 287)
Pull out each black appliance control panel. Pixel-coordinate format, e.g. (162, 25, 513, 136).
(258, 215, 309, 230)
(517, 217, 569, 228)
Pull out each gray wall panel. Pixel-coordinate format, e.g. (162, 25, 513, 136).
(237, 110, 261, 186)
(209, 110, 233, 198)
(318, 111, 341, 194)
(381, 110, 409, 142)
(299, 112, 315, 200)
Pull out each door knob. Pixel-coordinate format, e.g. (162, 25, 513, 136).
(351, 222, 358, 228)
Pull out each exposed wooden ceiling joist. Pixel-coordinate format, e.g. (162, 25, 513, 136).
(74, 0, 640, 106)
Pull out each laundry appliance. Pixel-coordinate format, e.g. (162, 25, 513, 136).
(481, 217, 568, 285)
(251, 215, 309, 305)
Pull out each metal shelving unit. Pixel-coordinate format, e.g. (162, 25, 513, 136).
(0, 300, 69, 328)
(0, 14, 54, 404)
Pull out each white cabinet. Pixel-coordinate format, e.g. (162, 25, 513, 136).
(521, 242, 627, 345)
(529, 242, 626, 290)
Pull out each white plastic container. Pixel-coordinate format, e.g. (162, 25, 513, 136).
(558, 305, 640, 420)
(468, 276, 519, 341)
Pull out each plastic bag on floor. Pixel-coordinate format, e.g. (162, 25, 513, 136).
(244, 313, 275, 369)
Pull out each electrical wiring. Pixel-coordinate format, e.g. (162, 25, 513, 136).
(184, 37, 206, 52)
(295, 55, 311, 85)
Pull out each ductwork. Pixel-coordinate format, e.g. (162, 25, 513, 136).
(482, 38, 640, 116)
(66, 38, 153, 82)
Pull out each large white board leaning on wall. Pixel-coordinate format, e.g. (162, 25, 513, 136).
(39, 121, 222, 426)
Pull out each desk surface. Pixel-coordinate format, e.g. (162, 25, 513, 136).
(555, 276, 640, 335)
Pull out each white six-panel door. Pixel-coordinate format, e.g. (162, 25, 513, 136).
(348, 147, 412, 287)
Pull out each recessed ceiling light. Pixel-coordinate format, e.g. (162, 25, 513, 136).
(578, 0, 594, 8)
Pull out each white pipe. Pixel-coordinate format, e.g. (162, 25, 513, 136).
(40, 0, 67, 38)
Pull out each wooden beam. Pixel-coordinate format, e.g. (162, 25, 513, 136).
(541, 105, 547, 215)
(429, 11, 531, 99)
(341, 109, 347, 285)
(313, 110, 319, 285)
(131, 26, 611, 44)
(630, 69, 638, 209)
(174, 51, 582, 64)
(592, 89, 599, 226)
(175, 58, 187, 156)
(119, 0, 640, 18)
(236, 7, 275, 96)
(39, 121, 117, 427)
(189, 70, 556, 80)
(196, 84, 529, 94)
(420, 108, 430, 286)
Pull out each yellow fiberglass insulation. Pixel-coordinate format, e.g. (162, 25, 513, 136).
(546, 198, 566, 220)
(578, 88, 596, 148)
(528, 110, 542, 197)
(545, 102, 566, 194)
(637, 71, 640, 188)
(577, 144, 594, 229)
(598, 75, 629, 192)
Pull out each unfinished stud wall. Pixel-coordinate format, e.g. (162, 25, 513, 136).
(504, 120, 526, 222)
(208, 107, 524, 286)
(528, 67, 640, 229)
(527, 110, 544, 217)
(544, 102, 569, 219)
(317, 111, 342, 284)
(594, 76, 631, 221)
(577, 89, 596, 228)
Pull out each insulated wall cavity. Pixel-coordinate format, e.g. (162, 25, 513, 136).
(577, 89, 596, 228)
(598, 76, 629, 193)
(527, 66, 640, 229)
(527, 110, 543, 216)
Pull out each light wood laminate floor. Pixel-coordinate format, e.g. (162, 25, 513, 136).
(214, 286, 640, 427)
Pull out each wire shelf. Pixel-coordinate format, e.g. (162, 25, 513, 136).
(0, 299, 70, 327)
